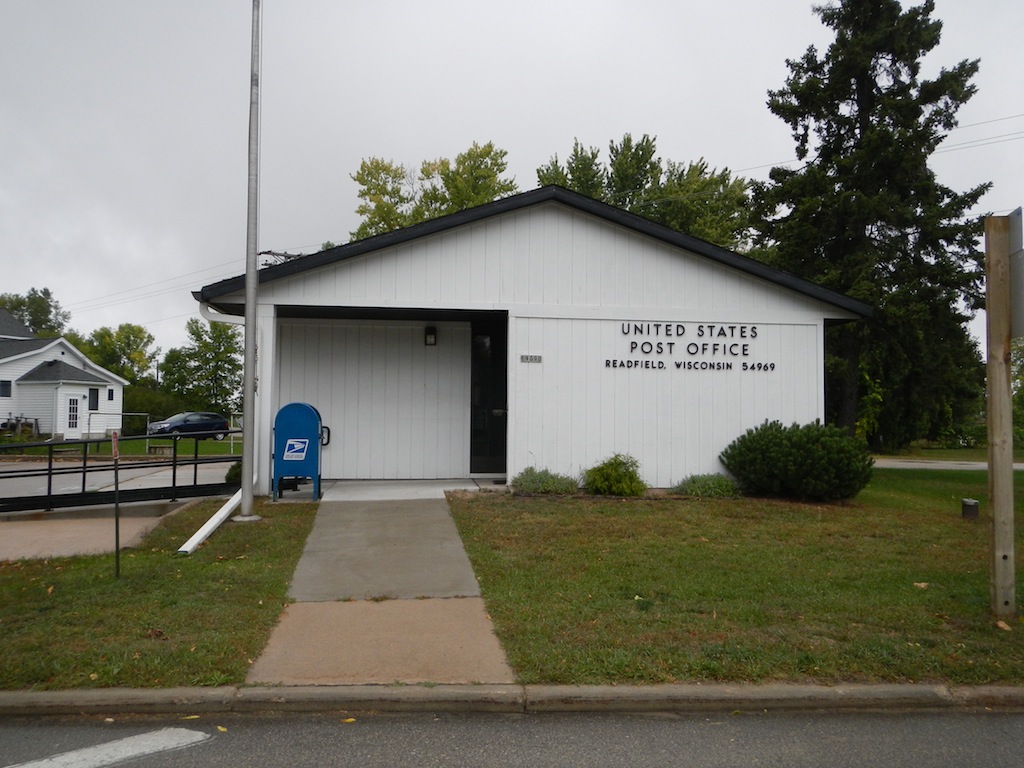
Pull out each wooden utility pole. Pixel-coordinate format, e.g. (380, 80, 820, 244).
(986, 211, 1020, 617)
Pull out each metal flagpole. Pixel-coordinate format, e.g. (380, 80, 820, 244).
(236, 0, 262, 522)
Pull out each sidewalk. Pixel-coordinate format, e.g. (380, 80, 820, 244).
(245, 480, 515, 686)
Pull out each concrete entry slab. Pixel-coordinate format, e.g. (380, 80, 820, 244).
(321, 479, 484, 501)
(247, 598, 514, 685)
(288, 500, 482, 601)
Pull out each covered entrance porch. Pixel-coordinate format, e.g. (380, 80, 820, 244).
(274, 308, 507, 481)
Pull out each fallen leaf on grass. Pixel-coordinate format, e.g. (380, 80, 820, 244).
(217, 725, 228, 733)
(913, 583, 928, 589)
(341, 718, 357, 724)
(996, 620, 1012, 632)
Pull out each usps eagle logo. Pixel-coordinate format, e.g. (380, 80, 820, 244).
(283, 438, 309, 460)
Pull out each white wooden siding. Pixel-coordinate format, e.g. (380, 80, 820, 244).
(9, 385, 57, 433)
(507, 316, 824, 487)
(252, 205, 851, 324)
(276, 320, 471, 479)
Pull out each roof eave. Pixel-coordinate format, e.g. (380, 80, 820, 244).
(196, 186, 874, 319)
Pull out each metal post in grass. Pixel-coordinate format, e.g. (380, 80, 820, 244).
(986, 209, 1022, 618)
(235, 0, 262, 523)
(113, 431, 121, 579)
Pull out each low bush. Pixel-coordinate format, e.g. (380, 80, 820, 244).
(510, 466, 579, 495)
(671, 473, 739, 498)
(582, 453, 647, 497)
(720, 420, 873, 501)
(225, 461, 242, 485)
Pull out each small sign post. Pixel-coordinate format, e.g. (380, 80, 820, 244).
(113, 431, 121, 578)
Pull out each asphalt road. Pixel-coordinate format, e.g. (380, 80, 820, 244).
(4, 711, 1024, 768)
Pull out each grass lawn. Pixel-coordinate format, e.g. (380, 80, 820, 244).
(0, 499, 316, 691)
(2, 468, 1022, 691)
(449, 468, 1024, 686)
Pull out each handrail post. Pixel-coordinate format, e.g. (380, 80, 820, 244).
(81, 439, 89, 494)
(46, 443, 54, 511)
(171, 437, 178, 501)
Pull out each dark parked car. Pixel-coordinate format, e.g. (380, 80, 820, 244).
(147, 412, 230, 439)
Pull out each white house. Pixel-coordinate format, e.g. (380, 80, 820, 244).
(0, 309, 127, 440)
(195, 186, 871, 493)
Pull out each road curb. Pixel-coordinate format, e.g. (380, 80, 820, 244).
(3, 683, 1024, 717)
(525, 683, 958, 713)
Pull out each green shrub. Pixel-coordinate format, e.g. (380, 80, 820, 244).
(510, 466, 579, 495)
(583, 453, 647, 497)
(671, 473, 739, 498)
(720, 420, 873, 501)
(225, 461, 242, 485)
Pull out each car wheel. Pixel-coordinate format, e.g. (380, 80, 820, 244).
(171, 430, 181, 439)
(215, 432, 226, 441)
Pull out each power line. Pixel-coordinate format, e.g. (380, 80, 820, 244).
(934, 132, 1024, 154)
(732, 110, 1024, 176)
(66, 263, 243, 315)
(64, 260, 240, 311)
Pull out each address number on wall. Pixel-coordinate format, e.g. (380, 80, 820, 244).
(520, 354, 542, 364)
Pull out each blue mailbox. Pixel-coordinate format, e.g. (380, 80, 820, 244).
(273, 402, 330, 500)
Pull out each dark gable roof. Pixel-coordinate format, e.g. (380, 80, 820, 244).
(18, 359, 109, 385)
(196, 185, 873, 318)
(0, 308, 34, 339)
(0, 338, 52, 362)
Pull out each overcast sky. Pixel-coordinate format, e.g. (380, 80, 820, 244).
(2, 0, 1021, 355)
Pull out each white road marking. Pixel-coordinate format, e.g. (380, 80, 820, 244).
(5, 727, 210, 768)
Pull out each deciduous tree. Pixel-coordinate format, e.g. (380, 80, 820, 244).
(159, 319, 242, 415)
(538, 134, 752, 250)
(78, 324, 160, 385)
(350, 142, 518, 241)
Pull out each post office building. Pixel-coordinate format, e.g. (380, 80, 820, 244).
(195, 186, 870, 494)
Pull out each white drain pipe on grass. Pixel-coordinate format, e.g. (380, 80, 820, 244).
(177, 489, 243, 555)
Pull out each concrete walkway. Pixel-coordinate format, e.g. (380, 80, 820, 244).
(246, 480, 515, 686)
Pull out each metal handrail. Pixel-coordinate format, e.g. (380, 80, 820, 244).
(0, 431, 242, 513)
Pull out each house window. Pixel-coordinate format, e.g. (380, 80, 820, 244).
(107, 389, 114, 401)
(0, 380, 10, 398)
(68, 398, 79, 429)
(88, 388, 99, 411)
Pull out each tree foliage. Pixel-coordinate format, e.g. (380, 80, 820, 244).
(0, 287, 70, 337)
(159, 319, 243, 415)
(350, 141, 518, 241)
(537, 135, 752, 249)
(74, 324, 160, 385)
(752, 0, 989, 450)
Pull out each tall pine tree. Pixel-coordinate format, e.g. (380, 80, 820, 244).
(754, 0, 989, 450)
